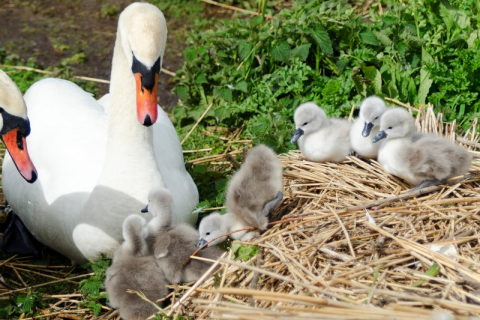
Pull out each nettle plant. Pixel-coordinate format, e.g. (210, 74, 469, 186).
(173, 0, 480, 153)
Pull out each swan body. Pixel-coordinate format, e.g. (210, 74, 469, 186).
(350, 96, 387, 159)
(373, 108, 473, 188)
(291, 102, 352, 162)
(2, 3, 198, 264)
(198, 144, 283, 246)
(105, 215, 168, 320)
(143, 188, 222, 283)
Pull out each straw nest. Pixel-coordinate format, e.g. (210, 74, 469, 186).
(0, 103, 479, 320)
(163, 103, 480, 320)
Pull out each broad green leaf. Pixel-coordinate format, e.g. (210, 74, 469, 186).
(174, 85, 188, 100)
(232, 243, 259, 261)
(218, 87, 232, 102)
(184, 48, 198, 63)
(307, 25, 333, 55)
(418, 48, 433, 105)
(290, 43, 311, 61)
(360, 29, 379, 46)
(238, 40, 253, 60)
(195, 73, 208, 84)
(271, 41, 291, 62)
(362, 66, 382, 95)
(235, 80, 248, 93)
(467, 30, 480, 48)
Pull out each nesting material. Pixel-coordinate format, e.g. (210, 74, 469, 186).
(165, 104, 480, 319)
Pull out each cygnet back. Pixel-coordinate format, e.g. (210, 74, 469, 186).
(226, 144, 283, 230)
(292, 102, 351, 162)
(105, 215, 169, 320)
(143, 188, 222, 283)
(373, 108, 473, 187)
(350, 96, 387, 159)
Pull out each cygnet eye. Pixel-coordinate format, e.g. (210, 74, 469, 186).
(303, 122, 308, 126)
(374, 116, 379, 120)
(388, 126, 392, 130)
(206, 232, 211, 236)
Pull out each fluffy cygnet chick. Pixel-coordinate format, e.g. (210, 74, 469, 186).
(143, 187, 222, 283)
(197, 144, 283, 247)
(291, 102, 352, 162)
(105, 215, 168, 320)
(372, 108, 473, 189)
(350, 96, 387, 159)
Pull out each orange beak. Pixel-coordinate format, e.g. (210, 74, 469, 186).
(2, 128, 37, 183)
(134, 73, 158, 126)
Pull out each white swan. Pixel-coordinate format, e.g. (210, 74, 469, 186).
(350, 96, 386, 159)
(372, 108, 473, 189)
(291, 102, 352, 162)
(2, 3, 198, 264)
(0, 70, 37, 183)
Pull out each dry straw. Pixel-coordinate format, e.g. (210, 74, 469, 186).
(163, 103, 480, 319)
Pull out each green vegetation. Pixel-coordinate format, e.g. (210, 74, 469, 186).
(174, 0, 480, 160)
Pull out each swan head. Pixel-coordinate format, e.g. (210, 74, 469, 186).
(0, 70, 37, 183)
(359, 96, 386, 137)
(141, 187, 173, 228)
(197, 212, 228, 248)
(291, 102, 327, 143)
(118, 3, 167, 126)
(372, 108, 415, 143)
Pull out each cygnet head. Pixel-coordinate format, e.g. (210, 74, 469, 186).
(359, 96, 386, 137)
(197, 213, 228, 248)
(116, 2, 168, 126)
(291, 102, 327, 143)
(372, 108, 415, 143)
(0, 70, 37, 183)
(141, 187, 173, 229)
(114, 215, 148, 260)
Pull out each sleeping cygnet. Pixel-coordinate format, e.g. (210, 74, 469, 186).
(143, 187, 223, 283)
(372, 108, 473, 190)
(105, 215, 168, 320)
(197, 144, 283, 247)
(350, 96, 387, 159)
(291, 102, 352, 162)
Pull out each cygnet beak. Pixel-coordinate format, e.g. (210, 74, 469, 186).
(140, 204, 149, 213)
(362, 122, 374, 137)
(290, 128, 304, 143)
(196, 238, 207, 249)
(372, 130, 387, 143)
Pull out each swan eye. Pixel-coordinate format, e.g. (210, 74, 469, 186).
(206, 232, 211, 236)
(303, 122, 308, 126)
(387, 126, 392, 130)
(374, 116, 379, 120)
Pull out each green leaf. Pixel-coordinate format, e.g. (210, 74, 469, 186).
(418, 48, 433, 105)
(232, 244, 259, 261)
(238, 40, 253, 60)
(360, 29, 379, 46)
(362, 66, 382, 95)
(271, 41, 291, 62)
(235, 80, 248, 93)
(412, 263, 440, 287)
(174, 85, 188, 100)
(307, 25, 333, 55)
(218, 87, 233, 102)
(184, 48, 198, 63)
(373, 30, 392, 46)
(195, 73, 208, 84)
(290, 43, 311, 61)
(215, 106, 232, 122)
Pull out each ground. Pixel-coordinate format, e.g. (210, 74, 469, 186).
(0, 0, 197, 108)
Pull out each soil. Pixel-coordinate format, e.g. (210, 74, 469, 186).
(0, 0, 193, 108)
